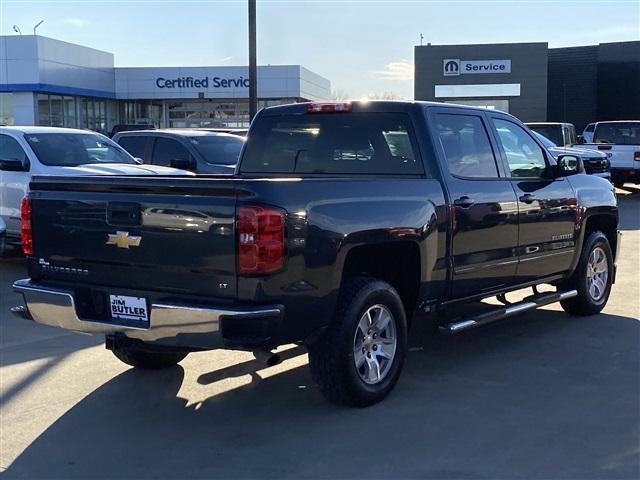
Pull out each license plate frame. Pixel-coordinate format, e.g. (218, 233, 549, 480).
(109, 294, 149, 325)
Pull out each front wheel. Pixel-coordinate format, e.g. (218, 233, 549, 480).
(561, 231, 614, 316)
(308, 277, 408, 407)
(112, 344, 188, 369)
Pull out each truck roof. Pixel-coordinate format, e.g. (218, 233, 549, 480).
(260, 100, 510, 116)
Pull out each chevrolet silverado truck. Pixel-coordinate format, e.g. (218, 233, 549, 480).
(12, 101, 620, 407)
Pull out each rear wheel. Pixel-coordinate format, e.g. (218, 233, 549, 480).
(561, 231, 613, 316)
(308, 277, 408, 407)
(111, 344, 188, 369)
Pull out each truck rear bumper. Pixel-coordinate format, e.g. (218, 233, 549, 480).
(12, 279, 283, 350)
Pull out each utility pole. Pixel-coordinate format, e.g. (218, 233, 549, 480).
(248, 0, 257, 122)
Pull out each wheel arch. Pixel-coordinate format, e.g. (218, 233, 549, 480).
(340, 241, 421, 320)
(570, 210, 619, 274)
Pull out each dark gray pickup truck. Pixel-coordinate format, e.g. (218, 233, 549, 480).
(13, 101, 620, 406)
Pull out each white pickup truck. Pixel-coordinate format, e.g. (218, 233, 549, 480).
(580, 121, 640, 187)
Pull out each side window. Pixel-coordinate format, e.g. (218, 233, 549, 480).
(117, 136, 147, 160)
(584, 124, 594, 133)
(493, 119, 548, 178)
(0, 134, 27, 162)
(435, 113, 499, 178)
(152, 137, 192, 167)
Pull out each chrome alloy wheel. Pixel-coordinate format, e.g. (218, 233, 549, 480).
(353, 304, 397, 385)
(587, 246, 609, 302)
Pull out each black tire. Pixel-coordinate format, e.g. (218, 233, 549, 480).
(308, 277, 408, 407)
(560, 231, 614, 316)
(112, 344, 188, 369)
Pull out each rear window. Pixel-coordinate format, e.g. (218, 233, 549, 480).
(187, 135, 244, 165)
(594, 122, 640, 145)
(240, 113, 423, 175)
(527, 125, 563, 146)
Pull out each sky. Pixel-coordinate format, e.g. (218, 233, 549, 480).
(1, 0, 639, 99)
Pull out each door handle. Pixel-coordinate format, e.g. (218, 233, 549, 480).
(519, 194, 536, 204)
(453, 196, 475, 208)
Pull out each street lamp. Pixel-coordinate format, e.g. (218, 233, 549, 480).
(33, 20, 44, 35)
(248, 0, 257, 122)
(12, 25, 22, 35)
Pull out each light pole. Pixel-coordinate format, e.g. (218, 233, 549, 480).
(33, 20, 44, 35)
(248, 0, 257, 122)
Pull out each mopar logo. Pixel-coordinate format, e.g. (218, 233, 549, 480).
(443, 59, 460, 76)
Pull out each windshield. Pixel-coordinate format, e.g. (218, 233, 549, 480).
(25, 133, 135, 167)
(187, 135, 244, 165)
(532, 131, 557, 148)
(527, 125, 563, 146)
(593, 122, 640, 145)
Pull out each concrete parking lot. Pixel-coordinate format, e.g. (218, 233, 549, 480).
(1, 187, 638, 479)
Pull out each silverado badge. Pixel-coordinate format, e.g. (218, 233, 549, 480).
(106, 231, 142, 249)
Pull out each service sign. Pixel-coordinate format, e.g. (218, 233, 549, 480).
(443, 59, 511, 76)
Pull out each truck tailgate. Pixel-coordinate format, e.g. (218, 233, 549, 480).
(29, 176, 237, 298)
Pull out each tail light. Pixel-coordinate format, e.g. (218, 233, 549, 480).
(237, 205, 285, 275)
(634, 151, 640, 162)
(20, 196, 33, 256)
(307, 102, 351, 113)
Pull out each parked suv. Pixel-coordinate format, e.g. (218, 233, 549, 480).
(526, 122, 577, 147)
(113, 130, 245, 174)
(13, 102, 619, 407)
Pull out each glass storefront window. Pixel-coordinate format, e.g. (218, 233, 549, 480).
(50, 95, 63, 127)
(63, 96, 77, 127)
(0, 93, 14, 125)
(38, 94, 50, 125)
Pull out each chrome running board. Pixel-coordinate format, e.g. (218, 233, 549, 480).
(443, 289, 578, 333)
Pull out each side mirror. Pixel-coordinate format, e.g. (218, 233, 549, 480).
(133, 157, 144, 165)
(576, 135, 585, 144)
(557, 154, 585, 176)
(170, 158, 196, 171)
(0, 158, 29, 171)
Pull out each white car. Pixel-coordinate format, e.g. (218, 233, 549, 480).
(0, 126, 191, 247)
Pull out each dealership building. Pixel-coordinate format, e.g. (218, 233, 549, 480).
(0, 35, 331, 132)
(415, 41, 640, 131)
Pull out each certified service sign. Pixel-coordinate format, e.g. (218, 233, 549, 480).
(443, 59, 511, 76)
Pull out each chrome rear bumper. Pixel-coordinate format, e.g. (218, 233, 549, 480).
(13, 279, 283, 348)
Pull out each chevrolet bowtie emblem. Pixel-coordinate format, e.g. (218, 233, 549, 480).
(106, 231, 142, 249)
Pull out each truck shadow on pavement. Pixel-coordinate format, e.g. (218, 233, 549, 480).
(5, 309, 639, 479)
